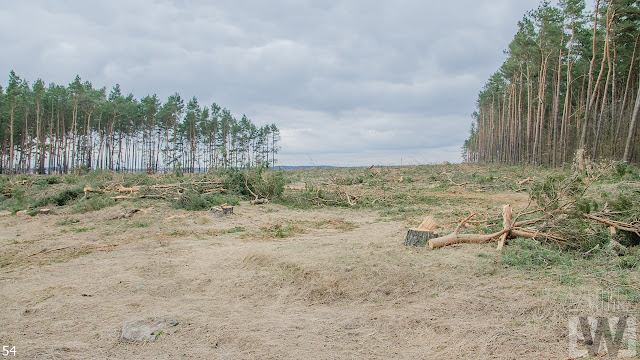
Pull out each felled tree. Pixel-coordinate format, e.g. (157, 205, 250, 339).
(429, 165, 640, 251)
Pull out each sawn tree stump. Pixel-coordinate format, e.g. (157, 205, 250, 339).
(209, 205, 233, 217)
(405, 228, 438, 247)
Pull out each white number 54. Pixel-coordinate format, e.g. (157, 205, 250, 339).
(1, 346, 15, 356)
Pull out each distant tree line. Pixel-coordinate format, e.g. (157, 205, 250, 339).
(464, 0, 640, 165)
(0, 71, 281, 174)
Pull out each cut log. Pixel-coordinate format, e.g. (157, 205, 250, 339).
(117, 186, 140, 194)
(139, 194, 167, 199)
(518, 177, 534, 185)
(83, 186, 104, 194)
(405, 228, 439, 247)
(210, 205, 233, 217)
(428, 230, 506, 249)
(203, 188, 226, 194)
(111, 196, 132, 201)
(39, 208, 51, 215)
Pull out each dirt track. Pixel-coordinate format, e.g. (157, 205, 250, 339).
(0, 197, 614, 359)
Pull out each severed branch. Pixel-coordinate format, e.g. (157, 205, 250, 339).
(337, 189, 357, 206)
(496, 204, 513, 250)
(584, 214, 640, 237)
(455, 213, 477, 233)
(443, 172, 469, 187)
(242, 172, 270, 205)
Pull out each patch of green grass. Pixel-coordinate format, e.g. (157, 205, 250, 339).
(33, 187, 84, 208)
(56, 218, 80, 226)
(612, 286, 640, 302)
(173, 192, 241, 211)
(130, 221, 150, 228)
(618, 252, 640, 269)
(558, 272, 583, 286)
(71, 227, 94, 233)
(262, 222, 305, 239)
(309, 219, 358, 231)
(72, 196, 117, 213)
(501, 239, 574, 270)
(221, 226, 245, 234)
(32, 176, 63, 186)
(169, 230, 188, 237)
(379, 206, 424, 219)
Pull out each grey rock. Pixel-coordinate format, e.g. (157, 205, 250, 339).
(120, 318, 179, 343)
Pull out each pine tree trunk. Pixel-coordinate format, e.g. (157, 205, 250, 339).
(580, 0, 602, 150)
(623, 80, 640, 162)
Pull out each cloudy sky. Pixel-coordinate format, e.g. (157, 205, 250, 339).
(1, 0, 550, 166)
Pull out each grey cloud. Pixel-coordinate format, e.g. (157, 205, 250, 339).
(1, 0, 544, 165)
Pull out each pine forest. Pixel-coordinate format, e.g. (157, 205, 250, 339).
(0, 72, 281, 174)
(465, 0, 640, 166)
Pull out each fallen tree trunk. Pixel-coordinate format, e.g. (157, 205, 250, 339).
(427, 227, 563, 249)
(428, 229, 508, 249)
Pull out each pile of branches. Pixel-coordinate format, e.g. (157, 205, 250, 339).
(83, 180, 226, 201)
(430, 166, 640, 252)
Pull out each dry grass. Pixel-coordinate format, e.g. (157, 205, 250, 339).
(0, 165, 637, 359)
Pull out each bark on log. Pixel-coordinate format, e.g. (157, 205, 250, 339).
(405, 228, 438, 247)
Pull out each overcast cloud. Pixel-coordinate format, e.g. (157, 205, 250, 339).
(1, 0, 547, 166)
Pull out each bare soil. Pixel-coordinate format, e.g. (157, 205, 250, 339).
(0, 187, 629, 359)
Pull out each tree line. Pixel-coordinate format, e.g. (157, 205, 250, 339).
(464, 0, 640, 166)
(0, 72, 281, 174)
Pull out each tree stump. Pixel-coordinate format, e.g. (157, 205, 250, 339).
(405, 228, 438, 247)
(209, 205, 233, 217)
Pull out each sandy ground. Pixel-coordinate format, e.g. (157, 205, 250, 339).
(0, 193, 628, 359)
